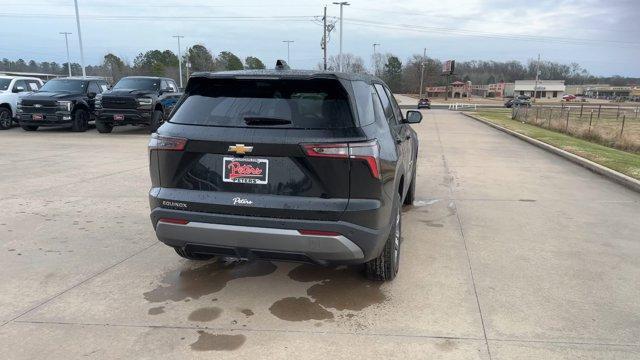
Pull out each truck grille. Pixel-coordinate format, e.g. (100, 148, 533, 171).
(102, 97, 137, 109)
(21, 105, 58, 114)
(21, 99, 57, 107)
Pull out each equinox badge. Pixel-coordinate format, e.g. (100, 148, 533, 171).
(228, 144, 253, 155)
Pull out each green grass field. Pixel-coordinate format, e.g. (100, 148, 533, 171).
(471, 109, 640, 180)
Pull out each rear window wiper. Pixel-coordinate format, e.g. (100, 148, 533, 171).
(244, 117, 292, 126)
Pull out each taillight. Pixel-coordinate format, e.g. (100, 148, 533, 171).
(158, 218, 189, 225)
(302, 140, 381, 179)
(148, 133, 187, 151)
(348, 140, 381, 179)
(302, 143, 349, 158)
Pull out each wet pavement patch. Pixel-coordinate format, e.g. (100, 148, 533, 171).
(188, 307, 222, 322)
(240, 309, 254, 317)
(435, 339, 457, 352)
(269, 297, 334, 321)
(143, 259, 277, 303)
(420, 220, 444, 227)
(288, 265, 387, 311)
(190, 331, 246, 351)
(147, 306, 165, 315)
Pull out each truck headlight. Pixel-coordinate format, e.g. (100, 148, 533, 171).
(137, 98, 153, 106)
(56, 100, 72, 112)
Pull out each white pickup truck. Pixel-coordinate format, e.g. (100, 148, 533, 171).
(0, 76, 44, 130)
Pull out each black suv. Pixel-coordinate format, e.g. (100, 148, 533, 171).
(148, 69, 422, 281)
(95, 76, 181, 133)
(18, 77, 109, 132)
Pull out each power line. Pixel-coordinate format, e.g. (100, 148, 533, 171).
(343, 18, 640, 48)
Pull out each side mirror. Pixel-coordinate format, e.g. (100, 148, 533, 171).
(87, 92, 97, 99)
(405, 110, 423, 124)
(13, 86, 25, 93)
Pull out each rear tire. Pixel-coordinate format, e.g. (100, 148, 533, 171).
(71, 108, 89, 132)
(174, 247, 216, 261)
(0, 108, 12, 130)
(21, 125, 38, 131)
(365, 195, 401, 281)
(150, 109, 163, 132)
(96, 121, 113, 134)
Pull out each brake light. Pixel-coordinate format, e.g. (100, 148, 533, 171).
(158, 218, 189, 225)
(302, 143, 349, 158)
(302, 140, 381, 179)
(148, 133, 187, 151)
(298, 229, 341, 236)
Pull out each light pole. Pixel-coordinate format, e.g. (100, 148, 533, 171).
(332, 2, 349, 72)
(282, 40, 294, 65)
(173, 35, 184, 88)
(419, 48, 427, 99)
(73, 0, 86, 77)
(372, 43, 380, 75)
(533, 53, 541, 102)
(60, 32, 73, 77)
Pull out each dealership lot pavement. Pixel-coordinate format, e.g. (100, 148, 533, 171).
(1, 111, 639, 359)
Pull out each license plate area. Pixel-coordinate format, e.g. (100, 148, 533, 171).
(223, 157, 268, 184)
(32, 114, 43, 120)
(113, 114, 125, 121)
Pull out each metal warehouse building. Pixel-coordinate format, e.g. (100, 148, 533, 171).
(514, 80, 565, 99)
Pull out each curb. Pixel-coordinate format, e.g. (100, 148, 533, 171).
(463, 112, 640, 194)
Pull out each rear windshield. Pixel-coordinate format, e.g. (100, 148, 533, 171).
(170, 78, 354, 129)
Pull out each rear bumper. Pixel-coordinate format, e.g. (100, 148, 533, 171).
(150, 206, 391, 265)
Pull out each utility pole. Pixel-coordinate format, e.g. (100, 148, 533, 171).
(59, 32, 73, 77)
(419, 48, 427, 99)
(372, 43, 380, 75)
(323, 6, 328, 70)
(282, 40, 294, 65)
(173, 35, 184, 88)
(333, 2, 349, 72)
(533, 53, 540, 102)
(73, 0, 86, 77)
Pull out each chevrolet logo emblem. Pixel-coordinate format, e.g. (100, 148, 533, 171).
(228, 144, 253, 155)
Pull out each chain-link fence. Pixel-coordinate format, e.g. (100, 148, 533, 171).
(511, 104, 640, 153)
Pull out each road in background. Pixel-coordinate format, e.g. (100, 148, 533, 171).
(0, 112, 639, 359)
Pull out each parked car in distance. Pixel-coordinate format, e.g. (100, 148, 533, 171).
(0, 76, 43, 130)
(562, 94, 576, 101)
(504, 99, 515, 108)
(95, 76, 182, 133)
(17, 77, 109, 132)
(417, 98, 431, 109)
(148, 66, 423, 281)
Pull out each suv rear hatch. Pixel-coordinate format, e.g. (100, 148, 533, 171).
(151, 76, 375, 221)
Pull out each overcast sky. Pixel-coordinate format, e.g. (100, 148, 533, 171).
(1, 0, 639, 77)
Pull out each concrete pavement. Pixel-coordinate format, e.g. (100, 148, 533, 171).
(0, 112, 639, 359)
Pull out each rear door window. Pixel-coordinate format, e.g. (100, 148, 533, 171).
(171, 78, 354, 129)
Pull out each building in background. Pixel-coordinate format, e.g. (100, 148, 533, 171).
(514, 80, 565, 99)
(583, 85, 631, 99)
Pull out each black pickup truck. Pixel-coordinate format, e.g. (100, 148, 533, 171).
(95, 76, 182, 133)
(17, 77, 109, 132)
